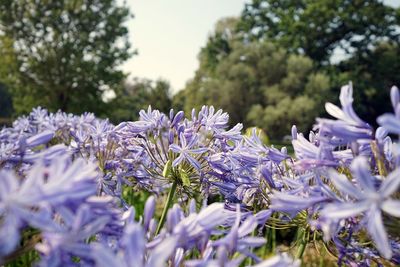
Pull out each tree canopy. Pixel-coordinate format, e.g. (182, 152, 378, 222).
(178, 39, 330, 139)
(175, 0, 400, 139)
(0, 0, 132, 115)
(238, 0, 400, 63)
(109, 78, 172, 123)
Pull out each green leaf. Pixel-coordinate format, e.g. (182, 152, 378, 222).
(162, 160, 173, 178)
(179, 167, 190, 187)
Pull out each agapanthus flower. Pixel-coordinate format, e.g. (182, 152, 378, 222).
(2, 81, 400, 266)
(170, 132, 208, 171)
(378, 86, 400, 135)
(321, 156, 400, 259)
(252, 253, 300, 267)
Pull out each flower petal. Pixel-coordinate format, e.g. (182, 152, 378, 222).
(379, 168, 400, 197)
(382, 199, 400, 218)
(377, 114, 400, 135)
(350, 157, 375, 192)
(321, 201, 369, 219)
(328, 169, 363, 199)
(366, 208, 392, 259)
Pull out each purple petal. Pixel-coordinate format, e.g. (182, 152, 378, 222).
(328, 169, 362, 199)
(366, 207, 392, 259)
(189, 147, 208, 154)
(92, 244, 125, 267)
(350, 157, 375, 192)
(382, 199, 400, 217)
(254, 210, 272, 226)
(325, 103, 347, 122)
(171, 111, 184, 127)
(172, 154, 185, 167)
(122, 223, 145, 266)
(0, 213, 21, 256)
(270, 191, 326, 212)
(186, 155, 201, 170)
(377, 114, 400, 134)
(147, 236, 177, 267)
(390, 85, 399, 110)
(321, 201, 369, 219)
(379, 168, 400, 197)
(252, 253, 300, 267)
(0, 170, 19, 198)
(196, 203, 233, 229)
(26, 130, 54, 147)
(179, 132, 187, 147)
(238, 216, 257, 237)
(143, 196, 156, 231)
(169, 144, 182, 153)
(239, 236, 266, 247)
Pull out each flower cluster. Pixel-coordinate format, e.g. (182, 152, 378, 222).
(271, 83, 400, 265)
(0, 106, 295, 266)
(112, 106, 288, 207)
(1, 82, 400, 266)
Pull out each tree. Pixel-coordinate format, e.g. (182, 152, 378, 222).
(109, 78, 172, 123)
(330, 42, 400, 124)
(0, 0, 132, 115)
(198, 17, 239, 75)
(239, 0, 400, 64)
(178, 2, 400, 136)
(177, 37, 331, 139)
(0, 82, 14, 120)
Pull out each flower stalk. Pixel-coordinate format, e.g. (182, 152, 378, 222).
(295, 228, 308, 260)
(155, 180, 177, 235)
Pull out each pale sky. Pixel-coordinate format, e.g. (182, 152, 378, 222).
(121, 0, 400, 94)
(121, 0, 247, 93)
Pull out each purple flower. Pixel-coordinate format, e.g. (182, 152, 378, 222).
(252, 253, 300, 267)
(321, 156, 400, 259)
(143, 196, 156, 232)
(24, 130, 54, 148)
(170, 133, 208, 170)
(212, 208, 265, 262)
(270, 190, 327, 213)
(325, 83, 368, 128)
(199, 106, 229, 132)
(315, 83, 372, 147)
(378, 113, 400, 135)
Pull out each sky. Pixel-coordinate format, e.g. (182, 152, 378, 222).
(121, 0, 400, 94)
(121, 0, 247, 94)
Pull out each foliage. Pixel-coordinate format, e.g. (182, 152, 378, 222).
(0, 0, 132, 115)
(177, 0, 400, 137)
(177, 39, 330, 139)
(108, 78, 172, 123)
(332, 42, 400, 125)
(0, 83, 13, 119)
(238, 0, 400, 63)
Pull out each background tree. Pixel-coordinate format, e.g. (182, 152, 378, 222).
(0, 83, 14, 124)
(177, 39, 330, 139)
(176, 0, 400, 137)
(331, 42, 400, 123)
(109, 78, 172, 122)
(0, 0, 132, 115)
(238, 0, 400, 64)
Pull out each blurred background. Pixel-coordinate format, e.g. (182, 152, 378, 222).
(1, 0, 400, 142)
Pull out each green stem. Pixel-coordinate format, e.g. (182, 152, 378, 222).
(2, 234, 41, 265)
(155, 181, 177, 235)
(319, 248, 325, 267)
(271, 227, 276, 252)
(296, 228, 308, 259)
